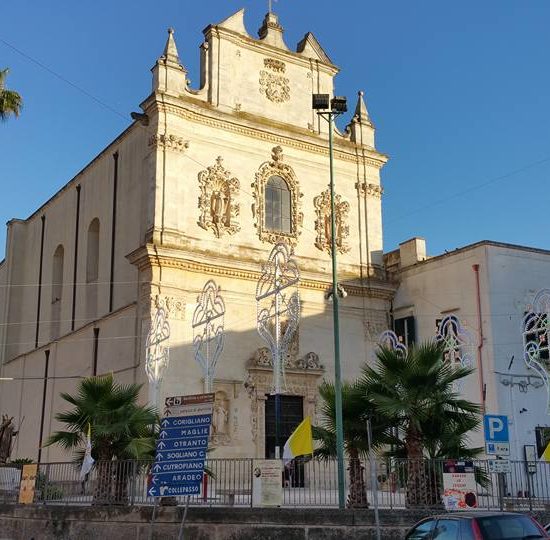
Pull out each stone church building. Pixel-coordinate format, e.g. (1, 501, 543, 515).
(0, 9, 393, 462)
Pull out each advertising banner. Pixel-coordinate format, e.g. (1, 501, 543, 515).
(442, 460, 477, 511)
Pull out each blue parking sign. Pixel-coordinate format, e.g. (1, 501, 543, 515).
(483, 415, 509, 443)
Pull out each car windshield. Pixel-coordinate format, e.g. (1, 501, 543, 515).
(476, 515, 544, 539)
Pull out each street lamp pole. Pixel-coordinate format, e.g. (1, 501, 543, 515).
(313, 94, 347, 509)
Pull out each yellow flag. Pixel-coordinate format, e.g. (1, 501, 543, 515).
(283, 416, 313, 463)
(542, 441, 550, 462)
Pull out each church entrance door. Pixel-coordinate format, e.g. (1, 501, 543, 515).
(264, 394, 304, 487)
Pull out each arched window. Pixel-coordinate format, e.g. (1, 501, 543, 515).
(265, 176, 291, 233)
(86, 219, 100, 283)
(51, 244, 64, 339)
(252, 146, 303, 245)
(86, 219, 100, 321)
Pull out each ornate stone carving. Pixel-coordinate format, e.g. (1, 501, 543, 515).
(356, 181, 383, 199)
(295, 352, 323, 370)
(197, 157, 240, 238)
(264, 58, 286, 73)
(259, 60, 290, 103)
(152, 294, 185, 320)
(251, 146, 303, 246)
(248, 347, 323, 371)
(148, 133, 189, 153)
(313, 189, 350, 254)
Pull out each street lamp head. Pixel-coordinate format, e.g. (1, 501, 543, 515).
(331, 96, 347, 113)
(312, 94, 330, 110)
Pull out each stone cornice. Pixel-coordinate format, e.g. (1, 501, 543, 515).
(127, 244, 396, 300)
(142, 96, 388, 169)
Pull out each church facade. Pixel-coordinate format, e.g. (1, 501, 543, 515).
(0, 10, 393, 462)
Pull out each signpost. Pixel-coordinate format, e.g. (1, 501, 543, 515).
(484, 414, 510, 511)
(488, 459, 511, 474)
(484, 414, 510, 457)
(148, 393, 214, 498)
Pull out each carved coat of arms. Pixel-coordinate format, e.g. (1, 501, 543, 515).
(259, 59, 290, 104)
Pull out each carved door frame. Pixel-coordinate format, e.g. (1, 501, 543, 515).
(245, 366, 323, 458)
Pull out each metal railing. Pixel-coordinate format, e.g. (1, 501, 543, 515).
(1, 458, 549, 510)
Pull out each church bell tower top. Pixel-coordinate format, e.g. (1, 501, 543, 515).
(257, 12, 287, 49)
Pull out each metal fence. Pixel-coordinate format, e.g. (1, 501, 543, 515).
(1, 458, 550, 510)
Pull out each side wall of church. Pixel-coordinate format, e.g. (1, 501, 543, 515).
(0, 125, 150, 461)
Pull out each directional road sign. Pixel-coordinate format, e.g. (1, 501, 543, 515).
(148, 393, 214, 498)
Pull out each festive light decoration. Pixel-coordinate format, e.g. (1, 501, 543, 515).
(192, 280, 226, 393)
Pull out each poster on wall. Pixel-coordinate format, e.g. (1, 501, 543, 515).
(18, 464, 38, 504)
(442, 460, 478, 511)
(252, 459, 283, 507)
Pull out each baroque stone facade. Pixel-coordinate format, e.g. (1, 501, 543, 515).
(0, 9, 393, 462)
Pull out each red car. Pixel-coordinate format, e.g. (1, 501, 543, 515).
(405, 512, 549, 539)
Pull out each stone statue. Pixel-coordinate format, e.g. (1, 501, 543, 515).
(0, 415, 18, 464)
(210, 189, 229, 227)
(212, 399, 229, 436)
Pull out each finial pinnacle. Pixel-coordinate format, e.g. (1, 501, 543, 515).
(168, 27, 174, 35)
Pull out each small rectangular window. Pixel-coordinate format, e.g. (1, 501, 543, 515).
(394, 316, 416, 347)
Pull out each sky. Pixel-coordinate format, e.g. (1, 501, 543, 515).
(1, 0, 549, 257)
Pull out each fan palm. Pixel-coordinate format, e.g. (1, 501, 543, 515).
(360, 342, 481, 507)
(313, 380, 389, 508)
(46, 374, 157, 504)
(0, 69, 22, 121)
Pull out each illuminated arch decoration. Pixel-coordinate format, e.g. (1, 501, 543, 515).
(522, 289, 550, 413)
(378, 330, 407, 355)
(435, 314, 474, 392)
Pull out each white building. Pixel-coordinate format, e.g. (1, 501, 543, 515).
(386, 238, 550, 466)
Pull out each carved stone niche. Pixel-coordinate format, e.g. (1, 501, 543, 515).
(211, 389, 231, 446)
(313, 189, 350, 254)
(244, 347, 324, 458)
(198, 157, 240, 238)
(251, 146, 303, 246)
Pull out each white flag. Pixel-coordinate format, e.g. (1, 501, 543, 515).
(79, 423, 94, 481)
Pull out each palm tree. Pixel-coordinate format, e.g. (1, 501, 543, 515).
(313, 380, 389, 508)
(0, 69, 22, 121)
(360, 342, 481, 507)
(46, 374, 157, 504)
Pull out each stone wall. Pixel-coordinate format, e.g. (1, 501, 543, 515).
(1, 505, 549, 540)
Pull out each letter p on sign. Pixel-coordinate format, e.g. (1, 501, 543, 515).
(483, 414, 509, 443)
